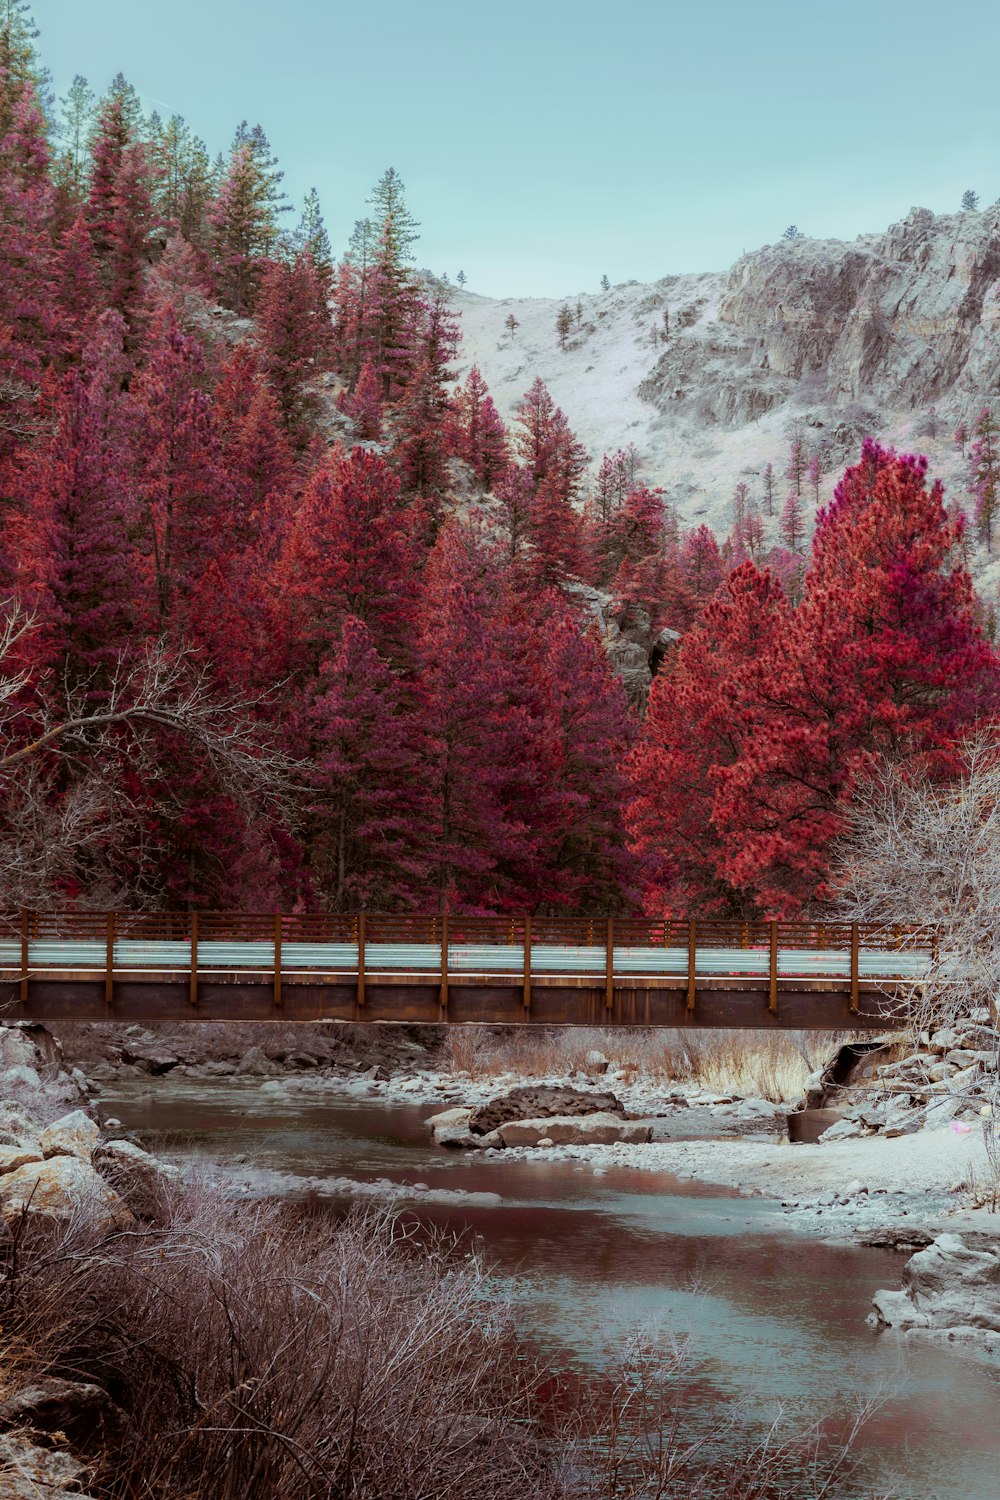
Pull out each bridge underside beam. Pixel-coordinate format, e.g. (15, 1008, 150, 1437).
(2, 976, 909, 1030)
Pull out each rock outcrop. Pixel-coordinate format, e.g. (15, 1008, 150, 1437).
(468, 1084, 625, 1137)
(871, 1234, 1000, 1340)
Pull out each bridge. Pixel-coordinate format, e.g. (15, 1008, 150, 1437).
(0, 913, 930, 1029)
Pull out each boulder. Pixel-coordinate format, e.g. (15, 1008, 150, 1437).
(0, 1377, 127, 1449)
(0, 1100, 41, 1143)
(0, 1145, 42, 1175)
(92, 1139, 175, 1223)
(426, 1107, 478, 1149)
(120, 1044, 180, 1075)
(0, 1433, 97, 1499)
(39, 1109, 100, 1162)
(818, 1118, 862, 1142)
(585, 1049, 609, 1073)
(469, 1085, 624, 1136)
(0, 1065, 40, 1090)
(0, 1155, 130, 1227)
(236, 1044, 277, 1076)
(871, 1234, 1000, 1332)
(0, 1028, 40, 1072)
(497, 1113, 653, 1148)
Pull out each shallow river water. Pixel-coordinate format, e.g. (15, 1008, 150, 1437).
(97, 1079, 1000, 1500)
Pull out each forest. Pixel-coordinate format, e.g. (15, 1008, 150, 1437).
(2, 4, 999, 920)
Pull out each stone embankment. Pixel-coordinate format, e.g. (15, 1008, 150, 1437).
(0, 1023, 179, 1497)
(803, 1016, 997, 1199)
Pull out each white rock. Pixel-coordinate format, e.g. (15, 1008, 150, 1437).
(39, 1110, 101, 1162)
(498, 1113, 653, 1148)
(0, 1145, 42, 1175)
(0, 1156, 130, 1227)
(0, 1065, 40, 1090)
(818, 1119, 861, 1142)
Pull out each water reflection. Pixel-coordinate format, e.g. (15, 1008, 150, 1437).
(100, 1080, 1000, 1500)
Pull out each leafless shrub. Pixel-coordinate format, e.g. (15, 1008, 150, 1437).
(0, 601, 298, 907)
(832, 740, 1000, 1201)
(0, 1181, 889, 1499)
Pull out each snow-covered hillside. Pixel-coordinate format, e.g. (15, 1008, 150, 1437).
(445, 203, 1000, 568)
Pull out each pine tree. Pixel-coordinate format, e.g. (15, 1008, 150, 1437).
(15, 312, 141, 692)
(970, 407, 1000, 552)
(456, 269, 466, 288)
(961, 189, 980, 211)
(504, 311, 518, 339)
(780, 489, 806, 552)
(513, 377, 587, 499)
(600, 274, 610, 291)
(447, 365, 508, 489)
(210, 124, 290, 312)
(413, 519, 529, 910)
(0, 0, 52, 128)
(307, 616, 428, 910)
(55, 74, 95, 197)
(256, 251, 333, 438)
(556, 303, 573, 349)
(276, 446, 421, 670)
(786, 436, 807, 496)
(342, 359, 382, 440)
(293, 186, 332, 280)
(807, 451, 821, 502)
(130, 298, 230, 628)
(762, 460, 775, 516)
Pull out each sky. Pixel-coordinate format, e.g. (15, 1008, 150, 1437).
(30, 0, 1000, 298)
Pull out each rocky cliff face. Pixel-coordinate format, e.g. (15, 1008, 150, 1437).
(717, 206, 1000, 411)
(456, 205, 1000, 547)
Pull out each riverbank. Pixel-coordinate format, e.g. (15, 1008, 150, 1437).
(4, 1020, 906, 1500)
(55, 1018, 1000, 1244)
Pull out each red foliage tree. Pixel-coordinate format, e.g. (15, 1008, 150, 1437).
(306, 616, 428, 910)
(447, 364, 508, 489)
(276, 446, 422, 671)
(255, 250, 333, 439)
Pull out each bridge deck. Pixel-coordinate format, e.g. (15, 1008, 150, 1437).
(0, 914, 929, 1029)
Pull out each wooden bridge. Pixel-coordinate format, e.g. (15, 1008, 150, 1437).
(0, 913, 930, 1029)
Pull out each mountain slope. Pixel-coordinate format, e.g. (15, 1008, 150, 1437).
(449, 204, 1000, 547)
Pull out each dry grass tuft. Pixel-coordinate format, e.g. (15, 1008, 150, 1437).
(446, 1027, 841, 1102)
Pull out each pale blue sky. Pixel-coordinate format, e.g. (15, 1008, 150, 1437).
(32, 0, 1000, 296)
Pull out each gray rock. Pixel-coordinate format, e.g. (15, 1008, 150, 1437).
(818, 1118, 862, 1142)
(0, 1064, 40, 1090)
(498, 1113, 652, 1148)
(236, 1045, 277, 1077)
(0, 1145, 42, 1175)
(871, 1234, 1000, 1333)
(0, 1156, 130, 1227)
(0, 1377, 127, 1448)
(92, 1139, 176, 1223)
(469, 1084, 624, 1136)
(0, 1433, 97, 1498)
(120, 1044, 180, 1075)
(39, 1110, 100, 1162)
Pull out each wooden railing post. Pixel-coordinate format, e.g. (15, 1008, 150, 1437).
(189, 912, 199, 1008)
(439, 913, 449, 1018)
(522, 914, 531, 1014)
(850, 921, 859, 1015)
(605, 915, 614, 1013)
(273, 913, 283, 1008)
(105, 912, 115, 1010)
(357, 913, 366, 1012)
(19, 909, 29, 1004)
(687, 919, 696, 1013)
(768, 920, 778, 1014)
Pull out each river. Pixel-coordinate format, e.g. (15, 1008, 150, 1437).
(97, 1077, 1000, 1500)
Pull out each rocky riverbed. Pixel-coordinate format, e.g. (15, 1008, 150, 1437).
(22, 1018, 1000, 1367)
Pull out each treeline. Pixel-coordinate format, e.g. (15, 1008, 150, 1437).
(0, 5, 997, 919)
